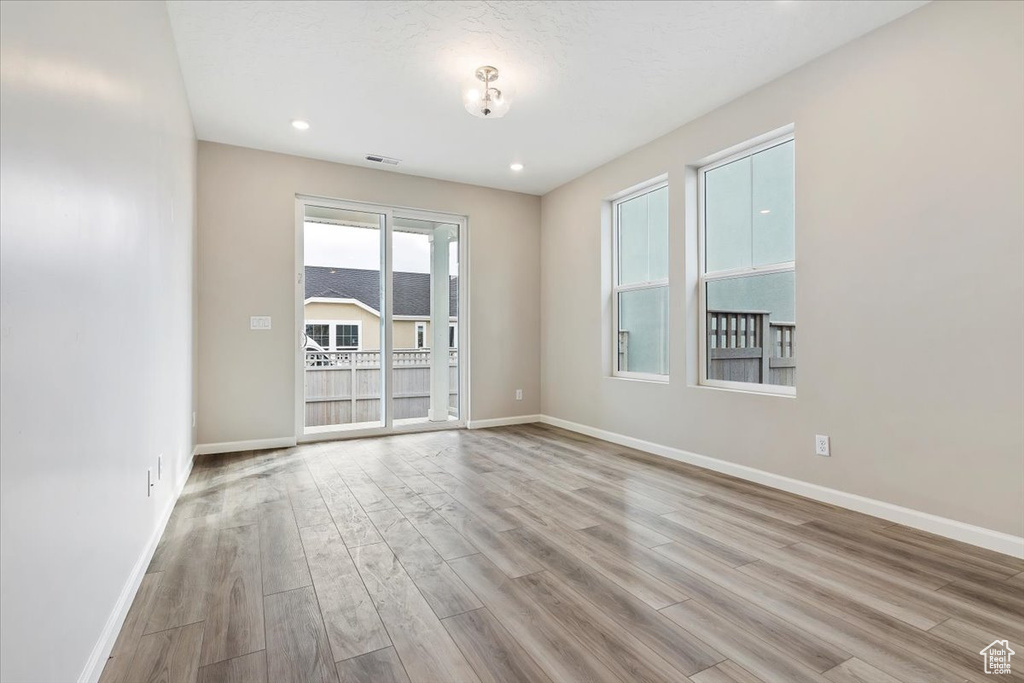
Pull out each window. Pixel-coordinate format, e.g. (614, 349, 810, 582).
(612, 182, 669, 380)
(415, 322, 426, 349)
(449, 323, 457, 349)
(699, 134, 795, 394)
(308, 320, 362, 350)
(335, 323, 360, 350)
(305, 324, 329, 350)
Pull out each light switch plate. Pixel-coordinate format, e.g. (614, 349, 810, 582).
(250, 316, 272, 330)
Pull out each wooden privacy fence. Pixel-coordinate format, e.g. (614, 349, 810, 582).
(305, 349, 458, 427)
(707, 310, 795, 386)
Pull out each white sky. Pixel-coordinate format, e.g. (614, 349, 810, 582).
(304, 222, 457, 275)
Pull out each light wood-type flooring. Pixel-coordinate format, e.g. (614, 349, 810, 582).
(100, 424, 1024, 683)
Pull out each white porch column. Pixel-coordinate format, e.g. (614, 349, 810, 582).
(428, 225, 454, 421)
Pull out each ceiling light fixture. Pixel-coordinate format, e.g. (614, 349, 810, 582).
(463, 66, 513, 119)
(291, 119, 310, 130)
(510, 163, 524, 171)
(759, 209, 771, 214)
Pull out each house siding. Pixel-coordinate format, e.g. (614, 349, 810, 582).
(304, 301, 454, 350)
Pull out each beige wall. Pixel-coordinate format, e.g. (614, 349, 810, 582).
(198, 143, 540, 443)
(0, 2, 196, 680)
(540, 1, 1024, 536)
(396, 320, 422, 351)
(393, 320, 453, 351)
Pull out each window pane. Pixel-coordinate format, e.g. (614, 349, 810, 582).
(618, 192, 649, 285)
(336, 324, 359, 349)
(617, 287, 668, 375)
(617, 186, 668, 285)
(705, 156, 752, 272)
(648, 186, 669, 280)
(305, 324, 329, 349)
(705, 271, 795, 387)
(752, 140, 794, 266)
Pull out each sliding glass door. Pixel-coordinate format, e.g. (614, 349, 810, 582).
(392, 216, 460, 426)
(301, 203, 387, 433)
(296, 197, 464, 438)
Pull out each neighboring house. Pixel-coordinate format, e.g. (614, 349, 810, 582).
(304, 266, 458, 351)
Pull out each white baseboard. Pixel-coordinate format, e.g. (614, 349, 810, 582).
(467, 414, 541, 430)
(539, 415, 1024, 559)
(78, 449, 196, 683)
(193, 436, 297, 456)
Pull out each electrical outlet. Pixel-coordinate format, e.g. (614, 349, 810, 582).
(147, 468, 154, 496)
(158, 454, 163, 480)
(250, 315, 272, 330)
(815, 434, 831, 457)
(515, 389, 523, 401)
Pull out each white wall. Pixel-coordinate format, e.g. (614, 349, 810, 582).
(196, 142, 541, 445)
(541, 1, 1024, 537)
(0, 2, 197, 681)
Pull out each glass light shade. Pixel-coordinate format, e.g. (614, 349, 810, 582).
(462, 73, 514, 119)
(462, 86, 483, 114)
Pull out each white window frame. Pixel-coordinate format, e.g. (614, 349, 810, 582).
(611, 180, 669, 382)
(332, 320, 362, 351)
(415, 321, 427, 349)
(304, 322, 331, 350)
(697, 132, 795, 396)
(307, 319, 362, 351)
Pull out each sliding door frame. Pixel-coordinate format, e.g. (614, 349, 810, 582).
(294, 194, 469, 442)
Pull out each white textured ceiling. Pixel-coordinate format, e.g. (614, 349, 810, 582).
(166, 0, 926, 195)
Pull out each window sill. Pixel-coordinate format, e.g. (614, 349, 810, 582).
(695, 381, 795, 398)
(610, 374, 670, 385)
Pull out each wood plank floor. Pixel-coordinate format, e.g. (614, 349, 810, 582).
(100, 424, 1024, 683)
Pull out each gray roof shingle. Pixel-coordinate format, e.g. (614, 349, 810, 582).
(305, 266, 457, 317)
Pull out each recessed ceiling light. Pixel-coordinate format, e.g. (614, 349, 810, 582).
(759, 209, 771, 214)
(510, 163, 524, 171)
(291, 119, 310, 130)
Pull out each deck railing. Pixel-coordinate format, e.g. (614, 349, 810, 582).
(304, 349, 458, 427)
(707, 310, 795, 386)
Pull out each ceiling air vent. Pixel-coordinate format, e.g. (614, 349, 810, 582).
(365, 154, 400, 166)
